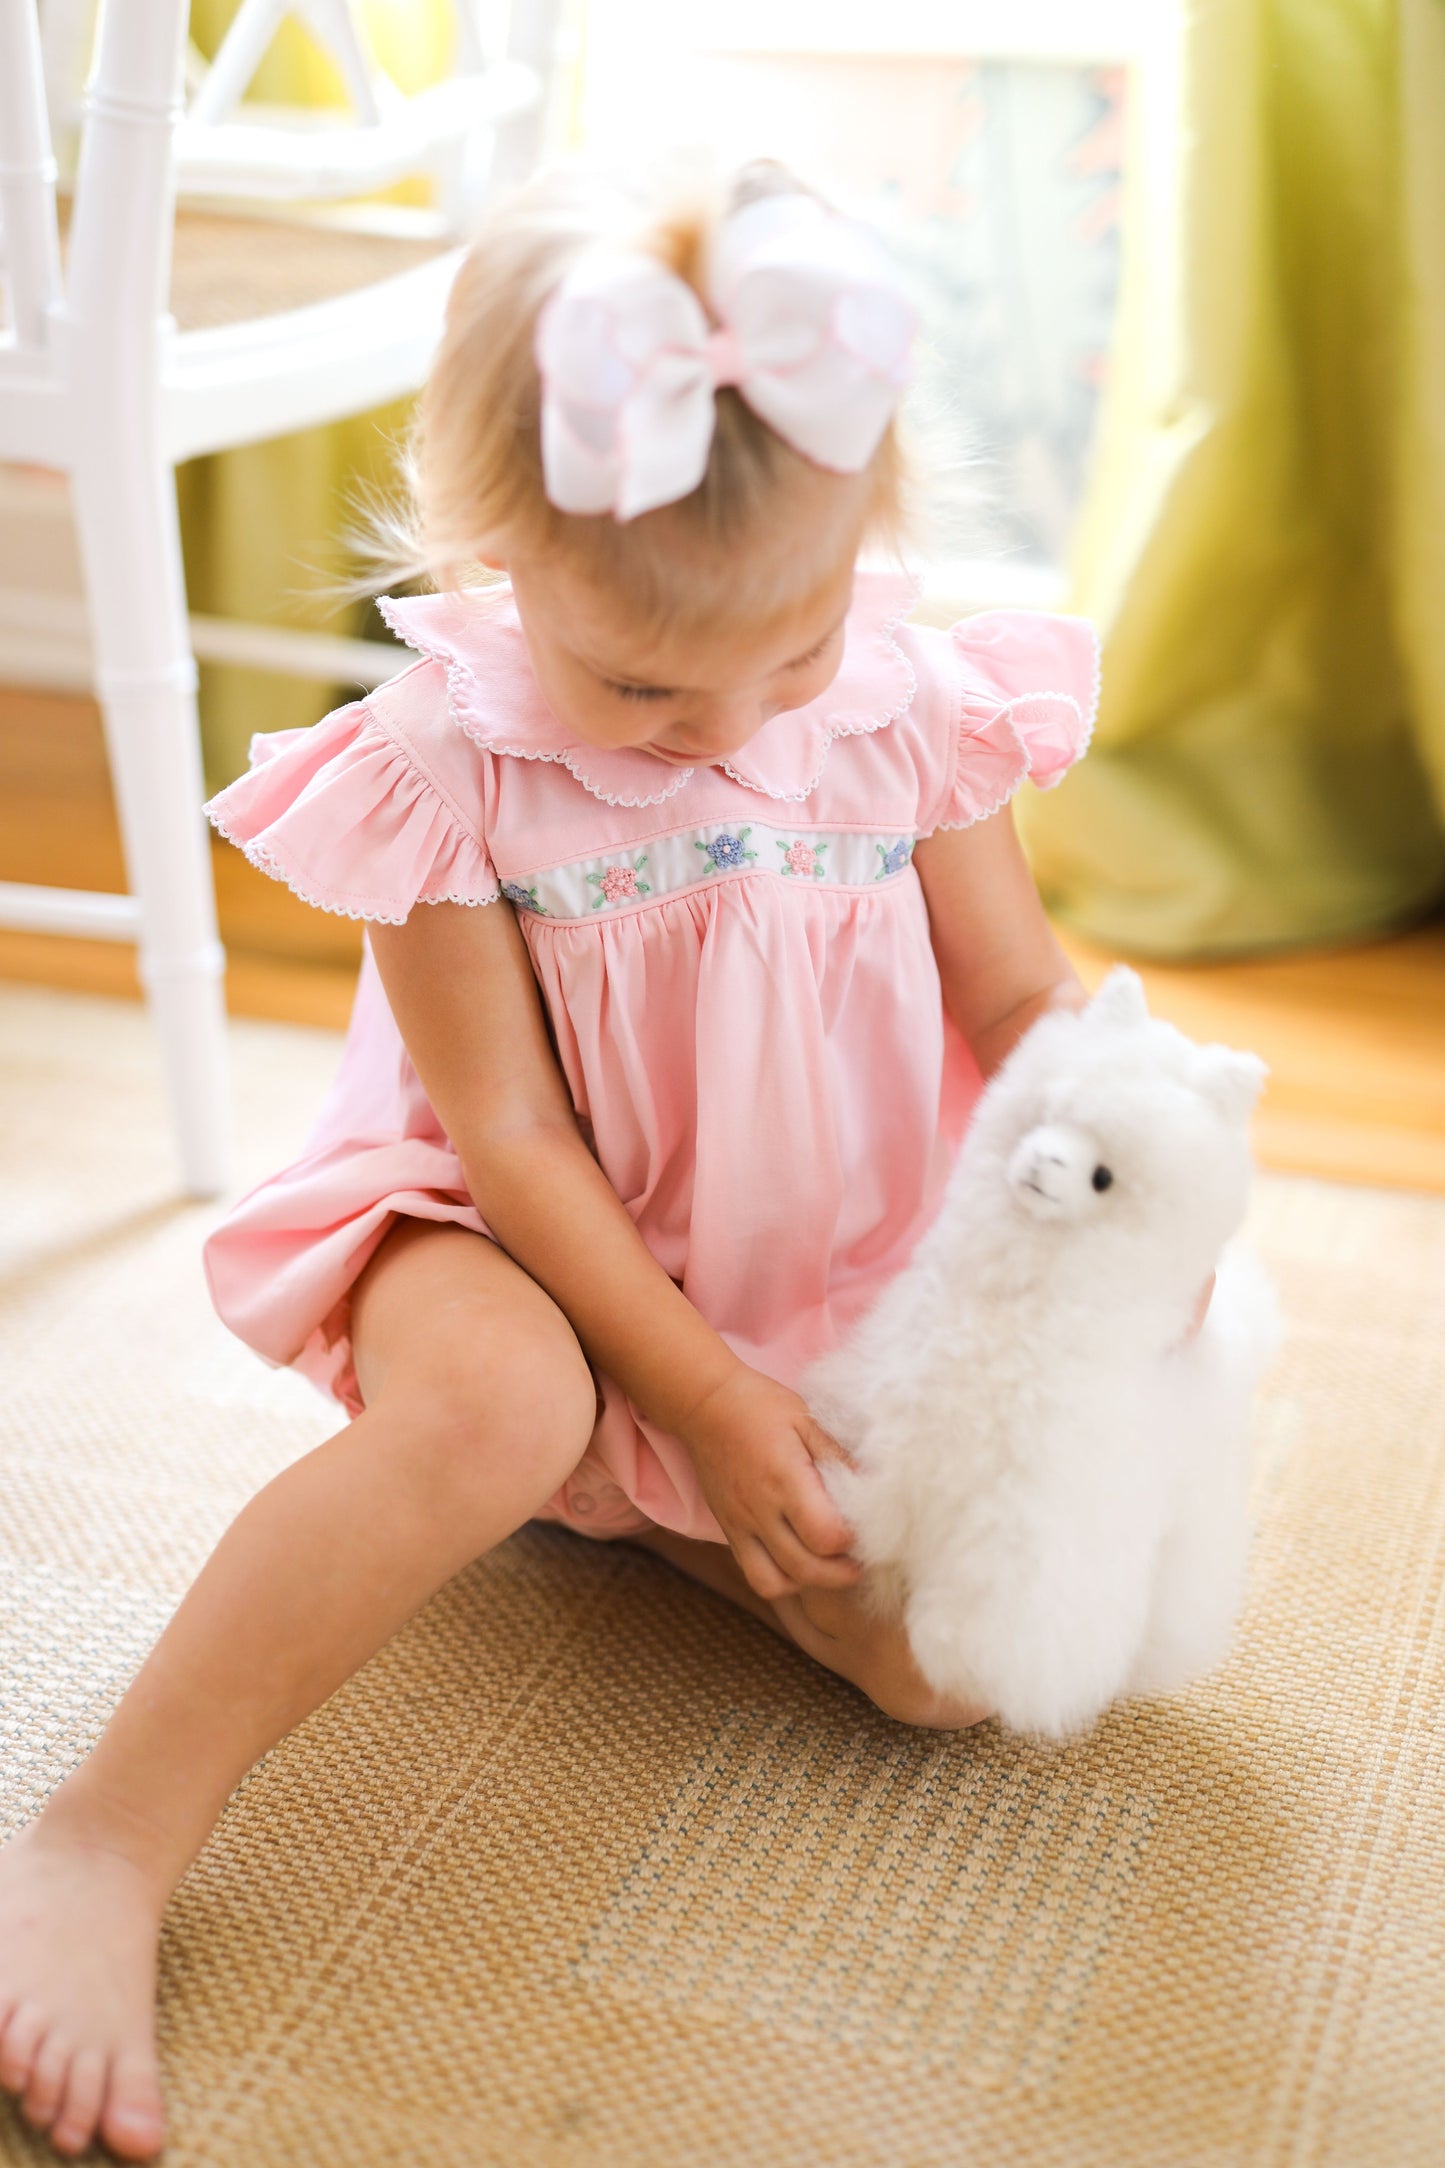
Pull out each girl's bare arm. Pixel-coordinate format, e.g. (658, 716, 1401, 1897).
(371, 901, 733, 1433)
(367, 903, 860, 1595)
(913, 804, 1087, 1072)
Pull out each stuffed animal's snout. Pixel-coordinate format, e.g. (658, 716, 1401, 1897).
(1007, 1124, 1112, 1218)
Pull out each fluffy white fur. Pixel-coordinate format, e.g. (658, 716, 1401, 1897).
(806, 968, 1280, 1742)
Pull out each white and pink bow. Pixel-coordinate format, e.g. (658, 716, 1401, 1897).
(533, 193, 916, 522)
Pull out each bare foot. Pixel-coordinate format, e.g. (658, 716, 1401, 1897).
(0, 1820, 167, 2159)
(776, 1582, 993, 1730)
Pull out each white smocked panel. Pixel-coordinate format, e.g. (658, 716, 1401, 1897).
(498, 822, 918, 921)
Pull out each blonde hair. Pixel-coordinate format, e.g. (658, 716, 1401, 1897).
(375, 159, 913, 632)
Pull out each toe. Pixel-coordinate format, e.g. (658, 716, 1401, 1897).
(0, 2003, 44, 2094)
(100, 2050, 166, 2162)
(20, 2029, 71, 2128)
(50, 2046, 107, 2157)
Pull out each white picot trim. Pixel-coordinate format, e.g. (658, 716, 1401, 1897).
(375, 568, 922, 810)
(375, 593, 691, 810)
(1081, 619, 1103, 760)
(1005, 621, 1102, 787)
(719, 575, 918, 804)
(925, 615, 1100, 834)
(928, 691, 1093, 834)
(206, 806, 501, 924)
(497, 820, 920, 924)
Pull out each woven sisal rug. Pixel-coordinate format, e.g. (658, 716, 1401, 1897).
(2, 983, 1443, 2167)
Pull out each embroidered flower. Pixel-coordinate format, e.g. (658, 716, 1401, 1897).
(875, 838, 914, 880)
(588, 855, 652, 908)
(696, 828, 757, 871)
(778, 838, 828, 879)
(501, 879, 547, 914)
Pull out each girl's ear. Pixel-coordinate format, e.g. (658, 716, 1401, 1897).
(1195, 1046, 1268, 1123)
(1086, 966, 1150, 1031)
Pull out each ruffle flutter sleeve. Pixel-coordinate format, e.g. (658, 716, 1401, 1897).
(203, 699, 500, 924)
(920, 610, 1100, 833)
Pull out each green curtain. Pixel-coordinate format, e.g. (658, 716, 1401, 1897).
(180, 1, 457, 792)
(1018, 0, 1445, 957)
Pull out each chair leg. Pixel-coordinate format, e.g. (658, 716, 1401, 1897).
(69, 453, 233, 1198)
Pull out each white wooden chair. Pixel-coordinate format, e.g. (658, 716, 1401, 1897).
(0, 0, 558, 1194)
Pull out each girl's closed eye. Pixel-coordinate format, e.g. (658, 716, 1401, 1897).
(606, 680, 674, 702)
(602, 621, 841, 706)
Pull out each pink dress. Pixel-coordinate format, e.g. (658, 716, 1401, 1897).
(203, 570, 1097, 1541)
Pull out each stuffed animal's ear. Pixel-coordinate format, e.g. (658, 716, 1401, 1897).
(1195, 1045, 1268, 1122)
(1086, 966, 1150, 1030)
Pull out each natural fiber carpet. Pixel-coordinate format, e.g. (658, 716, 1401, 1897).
(2, 983, 1444, 2168)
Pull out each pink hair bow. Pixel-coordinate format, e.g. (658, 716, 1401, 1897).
(534, 194, 916, 522)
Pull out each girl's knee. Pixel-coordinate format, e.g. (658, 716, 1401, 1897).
(353, 1223, 597, 1466)
(404, 1317, 594, 1452)
(367, 1304, 597, 1519)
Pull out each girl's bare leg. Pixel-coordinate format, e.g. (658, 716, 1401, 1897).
(628, 1526, 990, 1730)
(0, 1222, 594, 2162)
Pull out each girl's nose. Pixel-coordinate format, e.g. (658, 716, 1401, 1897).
(671, 698, 765, 760)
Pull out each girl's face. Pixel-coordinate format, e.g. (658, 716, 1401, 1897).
(505, 548, 858, 769)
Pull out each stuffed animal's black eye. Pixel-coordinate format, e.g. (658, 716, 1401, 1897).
(1092, 1164, 1114, 1192)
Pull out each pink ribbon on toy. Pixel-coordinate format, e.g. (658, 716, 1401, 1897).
(534, 194, 916, 522)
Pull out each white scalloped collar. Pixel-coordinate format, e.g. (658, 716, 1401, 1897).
(376, 568, 919, 808)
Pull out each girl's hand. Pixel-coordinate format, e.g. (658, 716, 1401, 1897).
(677, 1366, 864, 1602)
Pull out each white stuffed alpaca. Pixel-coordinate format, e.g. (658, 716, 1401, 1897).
(807, 969, 1279, 1741)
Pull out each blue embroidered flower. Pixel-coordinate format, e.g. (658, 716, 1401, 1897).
(696, 828, 757, 871)
(875, 839, 915, 880)
(501, 880, 546, 914)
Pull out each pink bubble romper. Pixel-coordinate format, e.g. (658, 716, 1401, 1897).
(202, 571, 1097, 1542)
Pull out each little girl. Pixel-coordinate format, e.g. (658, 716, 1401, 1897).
(0, 162, 1102, 2159)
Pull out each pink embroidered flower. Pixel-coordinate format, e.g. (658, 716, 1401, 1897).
(778, 838, 828, 879)
(588, 854, 653, 909)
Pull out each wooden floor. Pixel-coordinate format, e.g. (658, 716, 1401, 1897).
(3, 682, 1443, 1191)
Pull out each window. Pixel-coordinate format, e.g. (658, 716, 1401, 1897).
(579, 1, 1172, 609)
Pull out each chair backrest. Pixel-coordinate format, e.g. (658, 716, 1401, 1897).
(2, 0, 189, 369)
(0, 0, 188, 475)
(61, 0, 190, 371)
(171, 0, 554, 218)
(0, 0, 65, 352)
(188, 0, 395, 133)
(2, 0, 564, 407)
